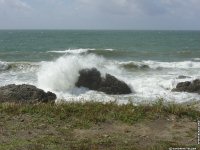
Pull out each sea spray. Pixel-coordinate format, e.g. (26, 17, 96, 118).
(0, 61, 9, 71)
(37, 54, 106, 92)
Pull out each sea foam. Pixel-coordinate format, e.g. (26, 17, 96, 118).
(36, 54, 200, 103)
(1, 53, 200, 104)
(0, 61, 9, 71)
(48, 48, 114, 54)
(119, 60, 200, 70)
(37, 54, 106, 92)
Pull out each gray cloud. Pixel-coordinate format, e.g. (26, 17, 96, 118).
(74, 0, 200, 17)
(0, 0, 200, 29)
(0, 0, 31, 11)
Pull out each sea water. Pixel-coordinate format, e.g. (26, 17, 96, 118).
(0, 30, 200, 103)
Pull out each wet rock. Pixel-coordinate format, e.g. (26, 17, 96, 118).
(0, 84, 56, 103)
(177, 75, 191, 79)
(75, 68, 101, 90)
(172, 79, 200, 94)
(76, 68, 132, 95)
(99, 74, 132, 94)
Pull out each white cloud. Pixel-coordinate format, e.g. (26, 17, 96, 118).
(0, 0, 31, 11)
(0, 0, 200, 29)
(74, 0, 200, 17)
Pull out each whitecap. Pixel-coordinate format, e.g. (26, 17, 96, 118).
(48, 48, 93, 54)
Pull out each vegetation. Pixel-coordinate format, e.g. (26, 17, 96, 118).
(0, 100, 200, 150)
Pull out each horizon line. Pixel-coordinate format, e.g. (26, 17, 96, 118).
(0, 28, 200, 31)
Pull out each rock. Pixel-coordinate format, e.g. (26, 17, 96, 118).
(177, 75, 191, 79)
(172, 79, 200, 94)
(76, 68, 132, 95)
(99, 74, 132, 94)
(75, 68, 101, 90)
(0, 84, 56, 103)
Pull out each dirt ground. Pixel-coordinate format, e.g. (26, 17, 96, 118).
(0, 114, 199, 150)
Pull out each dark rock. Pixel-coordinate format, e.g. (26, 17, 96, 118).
(172, 79, 200, 94)
(0, 84, 56, 103)
(75, 68, 101, 90)
(177, 75, 191, 79)
(99, 74, 132, 94)
(76, 68, 132, 95)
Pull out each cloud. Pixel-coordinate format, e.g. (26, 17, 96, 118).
(0, 0, 31, 11)
(0, 0, 200, 29)
(74, 0, 200, 17)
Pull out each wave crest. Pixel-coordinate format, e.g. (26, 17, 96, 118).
(119, 61, 150, 70)
(48, 48, 114, 54)
(0, 61, 39, 72)
(119, 60, 200, 70)
(37, 54, 106, 92)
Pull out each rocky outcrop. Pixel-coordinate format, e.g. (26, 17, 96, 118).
(172, 79, 200, 94)
(76, 68, 132, 95)
(0, 84, 56, 103)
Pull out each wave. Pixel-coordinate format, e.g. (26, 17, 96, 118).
(37, 54, 107, 92)
(0, 61, 9, 71)
(177, 50, 191, 54)
(144, 60, 200, 69)
(1, 53, 200, 103)
(0, 61, 39, 72)
(47, 48, 114, 54)
(192, 58, 200, 61)
(119, 60, 200, 70)
(119, 61, 150, 70)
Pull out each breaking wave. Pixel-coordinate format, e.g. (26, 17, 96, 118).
(48, 48, 114, 54)
(1, 53, 200, 103)
(0, 61, 39, 72)
(119, 60, 200, 70)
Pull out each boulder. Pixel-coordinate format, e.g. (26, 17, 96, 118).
(172, 79, 200, 94)
(75, 68, 101, 90)
(76, 68, 132, 95)
(99, 74, 132, 94)
(0, 84, 56, 103)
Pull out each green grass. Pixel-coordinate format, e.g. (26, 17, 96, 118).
(1, 100, 199, 125)
(0, 100, 200, 150)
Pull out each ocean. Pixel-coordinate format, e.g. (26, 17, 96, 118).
(0, 30, 200, 103)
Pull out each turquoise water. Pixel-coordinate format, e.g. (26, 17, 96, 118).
(0, 30, 200, 62)
(0, 30, 200, 103)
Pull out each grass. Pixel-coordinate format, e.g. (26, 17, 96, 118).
(0, 100, 200, 150)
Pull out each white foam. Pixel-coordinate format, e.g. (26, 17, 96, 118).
(144, 60, 200, 69)
(37, 54, 106, 92)
(1, 54, 200, 104)
(126, 75, 199, 103)
(0, 61, 9, 71)
(105, 49, 114, 51)
(192, 58, 200, 61)
(48, 48, 95, 54)
(119, 60, 200, 69)
(48, 48, 114, 54)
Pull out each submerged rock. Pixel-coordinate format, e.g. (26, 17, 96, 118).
(0, 84, 56, 103)
(177, 75, 191, 79)
(172, 79, 200, 94)
(76, 68, 132, 95)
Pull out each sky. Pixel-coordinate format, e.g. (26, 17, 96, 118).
(0, 0, 200, 30)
